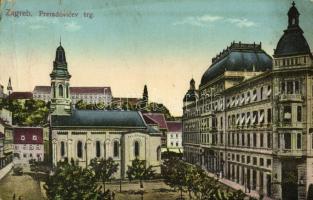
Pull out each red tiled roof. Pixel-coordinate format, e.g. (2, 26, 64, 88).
(143, 115, 158, 125)
(8, 92, 33, 100)
(166, 121, 182, 132)
(13, 127, 43, 144)
(143, 113, 168, 130)
(33, 86, 112, 95)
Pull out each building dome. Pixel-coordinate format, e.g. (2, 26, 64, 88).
(200, 42, 272, 86)
(274, 2, 311, 57)
(183, 78, 198, 102)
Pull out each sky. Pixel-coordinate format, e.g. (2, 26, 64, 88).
(0, 0, 313, 116)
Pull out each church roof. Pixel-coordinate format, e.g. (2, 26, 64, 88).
(200, 42, 272, 86)
(51, 110, 147, 128)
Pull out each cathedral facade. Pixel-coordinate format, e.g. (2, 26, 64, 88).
(182, 3, 313, 200)
(49, 42, 162, 178)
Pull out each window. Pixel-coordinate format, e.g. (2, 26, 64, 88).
(30, 153, 33, 158)
(23, 154, 27, 158)
(96, 141, 101, 157)
(247, 134, 251, 147)
(260, 87, 263, 100)
(21, 135, 25, 141)
(247, 156, 251, 164)
(253, 133, 257, 147)
(253, 157, 257, 165)
(61, 142, 65, 157)
(66, 85, 69, 98)
(260, 133, 264, 147)
(134, 141, 140, 157)
(242, 133, 245, 146)
(267, 109, 272, 123)
(176, 142, 179, 146)
(267, 159, 272, 167)
(295, 81, 300, 94)
(297, 106, 302, 122)
(59, 84, 64, 97)
(260, 158, 264, 166)
(297, 133, 302, 149)
(287, 81, 293, 94)
(32, 135, 37, 140)
(77, 141, 83, 158)
(267, 133, 272, 148)
(284, 133, 291, 149)
(114, 141, 119, 157)
(283, 106, 292, 123)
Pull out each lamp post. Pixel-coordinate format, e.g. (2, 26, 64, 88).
(119, 139, 122, 193)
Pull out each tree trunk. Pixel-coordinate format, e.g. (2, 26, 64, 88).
(103, 181, 106, 192)
(180, 186, 183, 200)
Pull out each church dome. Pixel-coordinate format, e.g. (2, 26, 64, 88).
(200, 42, 272, 86)
(274, 2, 311, 57)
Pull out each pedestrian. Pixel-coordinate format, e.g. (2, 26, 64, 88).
(12, 193, 16, 200)
(112, 191, 115, 200)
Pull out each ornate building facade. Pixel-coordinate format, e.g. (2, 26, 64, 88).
(49, 43, 162, 178)
(182, 3, 313, 200)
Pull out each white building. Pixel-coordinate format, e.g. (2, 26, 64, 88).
(166, 121, 183, 153)
(13, 127, 44, 165)
(33, 86, 112, 105)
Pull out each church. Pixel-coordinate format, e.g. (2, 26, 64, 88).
(49, 43, 162, 178)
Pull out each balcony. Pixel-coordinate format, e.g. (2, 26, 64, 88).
(275, 149, 303, 157)
(279, 94, 303, 102)
(278, 122, 303, 129)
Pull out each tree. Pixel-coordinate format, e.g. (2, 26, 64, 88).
(162, 158, 187, 199)
(90, 157, 119, 192)
(44, 160, 104, 200)
(126, 158, 156, 188)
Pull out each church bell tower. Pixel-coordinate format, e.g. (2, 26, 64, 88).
(50, 41, 72, 115)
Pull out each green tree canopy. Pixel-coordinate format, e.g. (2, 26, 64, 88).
(90, 157, 119, 192)
(44, 160, 105, 200)
(126, 158, 156, 188)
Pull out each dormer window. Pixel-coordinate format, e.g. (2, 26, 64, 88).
(21, 135, 25, 141)
(33, 135, 37, 141)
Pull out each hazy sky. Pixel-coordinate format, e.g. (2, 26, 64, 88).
(0, 0, 313, 116)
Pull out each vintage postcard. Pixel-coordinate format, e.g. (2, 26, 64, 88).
(0, 0, 313, 200)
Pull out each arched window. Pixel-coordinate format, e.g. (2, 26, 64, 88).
(157, 146, 161, 161)
(96, 141, 101, 157)
(59, 84, 64, 97)
(134, 141, 140, 157)
(77, 141, 83, 158)
(61, 141, 65, 157)
(113, 141, 119, 157)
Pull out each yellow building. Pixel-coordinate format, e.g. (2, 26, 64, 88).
(182, 2, 313, 200)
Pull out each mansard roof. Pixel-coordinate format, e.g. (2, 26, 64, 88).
(34, 86, 112, 95)
(200, 42, 272, 86)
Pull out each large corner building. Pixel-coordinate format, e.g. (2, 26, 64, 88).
(182, 3, 313, 200)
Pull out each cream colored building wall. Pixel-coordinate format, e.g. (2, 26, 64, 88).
(52, 129, 161, 178)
